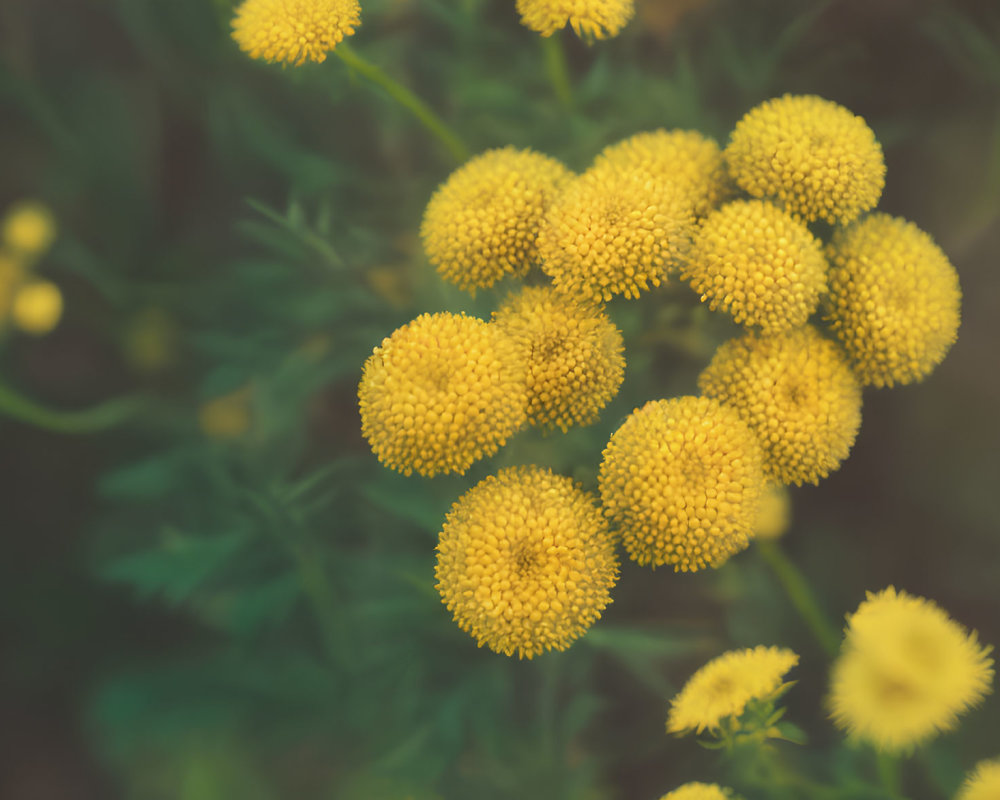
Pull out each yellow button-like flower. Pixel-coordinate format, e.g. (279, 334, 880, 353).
(698, 326, 862, 486)
(682, 200, 827, 334)
(421, 147, 573, 294)
(956, 758, 1000, 800)
(829, 587, 995, 753)
(668, 646, 799, 735)
(492, 286, 625, 432)
(231, 0, 361, 66)
(660, 783, 735, 800)
(753, 483, 791, 541)
(599, 396, 765, 571)
(825, 213, 961, 387)
(595, 130, 731, 218)
(435, 466, 619, 659)
(11, 280, 63, 335)
(358, 312, 527, 477)
(516, 0, 635, 40)
(539, 166, 694, 303)
(725, 94, 885, 225)
(2, 201, 56, 258)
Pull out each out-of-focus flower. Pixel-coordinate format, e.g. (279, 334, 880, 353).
(516, 0, 635, 40)
(123, 308, 179, 373)
(231, 0, 361, 66)
(11, 280, 63, 335)
(2, 201, 56, 258)
(199, 384, 254, 439)
(753, 484, 791, 541)
(956, 758, 1000, 800)
(659, 783, 735, 800)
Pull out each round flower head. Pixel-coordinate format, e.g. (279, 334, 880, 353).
(725, 94, 885, 225)
(11, 280, 63, 335)
(435, 466, 619, 659)
(956, 758, 1000, 800)
(538, 166, 694, 303)
(599, 396, 765, 571)
(698, 326, 862, 486)
(595, 130, 732, 218)
(825, 213, 961, 387)
(358, 312, 526, 477)
(829, 587, 995, 753)
(493, 286, 625, 432)
(682, 200, 828, 334)
(517, 0, 635, 40)
(2, 200, 56, 257)
(660, 783, 735, 800)
(753, 483, 791, 541)
(421, 147, 573, 294)
(231, 0, 361, 66)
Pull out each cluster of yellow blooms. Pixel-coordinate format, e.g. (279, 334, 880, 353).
(0, 201, 63, 337)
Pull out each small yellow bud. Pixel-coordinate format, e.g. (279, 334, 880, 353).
(12, 280, 63, 335)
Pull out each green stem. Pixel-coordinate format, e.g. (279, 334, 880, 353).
(541, 35, 573, 110)
(334, 44, 469, 164)
(0, 382, 143, 434)
(290, 535, 350, 670)
(876, 750, 903, 799)
(756, 540, 841, 658)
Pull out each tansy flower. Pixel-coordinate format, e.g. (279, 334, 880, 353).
(492, 286, 625, 432)
(516, 0, 635, 41)
(358, 312, 526, 477)
(538, 166, 694, 303)
(599, 396, 765, 571)
(421, 147, 573, 294)
(594, 130, 732, 218)
(829, 587, 995, 753)
(668, 646, 799, 735)
(753, 483, 791, 541)
(682, 200, 828, 334)
(725, 94, 885, 225)
(435, 466, 618, 658)
(2, 200, 56, 258)
(11, 280, 63, 335)
(199, 384, 254, 439)
(956, 758, 1000, 800)
(825, 213, 961, 387)
(231, 0, 361, 66)
(660, 783, 735, 800)
(698, 326, 862, 486)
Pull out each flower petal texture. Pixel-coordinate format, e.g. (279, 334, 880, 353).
(698, 326, 862, 486)
(358, 312, 526, 477)
(725, 94, 885, 225)
(660, 783, 735, 800)
(829, 587, 995, 753)
(231, 0, 361, 66)
(421, 147, 573, 293)
(825, 213, 961, 387)
(516, 0, 635, 40)
(435, 466, 619, 659)
(599, 396, 765, 571)
(956, 758, 1000, 800)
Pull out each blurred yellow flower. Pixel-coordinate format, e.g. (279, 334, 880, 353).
(199, 384, 254, 439)
(725, 94, 885, 225)
(753, 483, 791, 541)
(123, 308, 179, 373)
(956, 758, 1000, 800)
(11, 280, 63, 335)
(0, 253, 26, 318)
(231, 0, 361, 66)
(435, 466, 618, 659)
(2, 201, 56, 258)
(825, 213, 961, 387)
(829, 587, 994, 753)
(516, 0, 635, 40)
(660, 783, 734, 800)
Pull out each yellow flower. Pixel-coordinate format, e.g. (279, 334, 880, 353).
(829, 587, 995, 753)
(11, 280, 63, 335)
(956, 758, 1000, 800)
(682, 200, 827, 334)
(668, 646, 799, 735)
(2, 201, 56, 258)
(725, 94, 885, 225)
(825, 213, 961, 387)
(231, 0, 361, 66)
(594, 129, 731, 218)
(538, 166, 694, 303)
(659, 783, 734, 800)
(516, 0, 635, 40)
(753, 483, 791, 541)
(698, 326, 862, 486)
(435, 466, 618, 659)
(358, 312, 526, 477)
(492, 286, 625, 432)
(599, 396, 765, 571)
(199, 384, 254, 439)
(0, 253, 26, 318)
(421, 147, 573, 294)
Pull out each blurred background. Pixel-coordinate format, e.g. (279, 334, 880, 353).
(1, 0, 998, 798)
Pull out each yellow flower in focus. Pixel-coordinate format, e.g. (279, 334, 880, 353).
(829, 587, 995, 753)
(660, 783, 734, 800)
(699, 326, 862, 486)
(358, 312, 527, 477)
(199, 385, 254, 439)
(825, 213, 961, 387)
(421, 147, 573, 294)
(682, 200, 828, 334)
(435, 466, 618, 659)
(231, 0, 361, 66)
(539, 167, 694, 303)
(2, 201, 56, 258)
(725, 94, 885, 225)
(599, 396, 765, 571)
(753, 483, 791, 541)
(12, 280, 63, 335)
(956, 758, 1000, 800)
(516, 0, 635, 40)
(493, 286, 625, 432)
(668, 646, 799, 735)
(595, 129, 731, 218)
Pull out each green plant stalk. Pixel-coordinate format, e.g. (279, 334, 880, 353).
(876, 750, 904, 799)
(541, 35, 573, 110)
(0, 382, 143, 434)
(334, 44, 469, 164)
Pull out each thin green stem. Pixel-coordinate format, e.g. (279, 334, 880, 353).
(541, 35, 573, 110)
(876, 750, 904, 799)
(0, 382, 143, 434)
(334, 44, 469, 164)
(756, 540, 841, 658)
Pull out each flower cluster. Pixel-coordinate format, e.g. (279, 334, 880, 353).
(1, 201, 63, 337)
(516, 0, 635, 41)
(231, 0, 361, 66)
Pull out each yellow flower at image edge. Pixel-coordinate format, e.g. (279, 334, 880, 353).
(435, 466, 618, 659)
(668, 646, 799, 735)
(956, 759, 1000, 800)
(517, 0, 635, 40)
(231, 0, 361, 66)
(660, 783, 735, 800)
